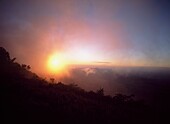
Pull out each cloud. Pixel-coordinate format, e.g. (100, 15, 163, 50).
(82, 68, 96, 76)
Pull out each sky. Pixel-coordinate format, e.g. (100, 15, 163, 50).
(0, 0, 170, 74)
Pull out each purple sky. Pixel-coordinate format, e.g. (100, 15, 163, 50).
(0, 0, 170, 74)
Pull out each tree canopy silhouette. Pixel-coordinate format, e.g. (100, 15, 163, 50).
(0, 47, 10, 64)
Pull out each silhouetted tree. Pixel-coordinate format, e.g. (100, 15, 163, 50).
(113, 94, 135, 103)
(22, 64, 27, 69)
(11, 57, 16, 63)
(0, 47, 10, 64)
(50, 78, 55, 83)
(69, 83, 78, 87)
(27, 65, 31, 70)
(96, 88, 104, 96)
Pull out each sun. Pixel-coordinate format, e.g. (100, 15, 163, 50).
(47, 53, 67, 74)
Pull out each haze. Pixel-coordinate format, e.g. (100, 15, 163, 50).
(0, 0, 170, 75)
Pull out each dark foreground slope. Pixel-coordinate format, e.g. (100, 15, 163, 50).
(0, 47, 168, 124)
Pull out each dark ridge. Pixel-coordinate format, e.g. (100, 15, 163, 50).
(0, 47, 169, 124)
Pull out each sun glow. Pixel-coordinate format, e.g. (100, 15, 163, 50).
(47, 53, 67, 75)
(69, 46, 100, 64)
(46, 46, 102, 75)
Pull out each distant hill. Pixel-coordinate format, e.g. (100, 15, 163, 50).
(0, 47, 168, 124)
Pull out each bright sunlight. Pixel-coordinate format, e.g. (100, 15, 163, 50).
(47, 53, 67, 74)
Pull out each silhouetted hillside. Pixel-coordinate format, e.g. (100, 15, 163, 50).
(0, 47, 168, 124)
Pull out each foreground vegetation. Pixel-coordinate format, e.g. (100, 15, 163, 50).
(1, 47, 169, 124)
